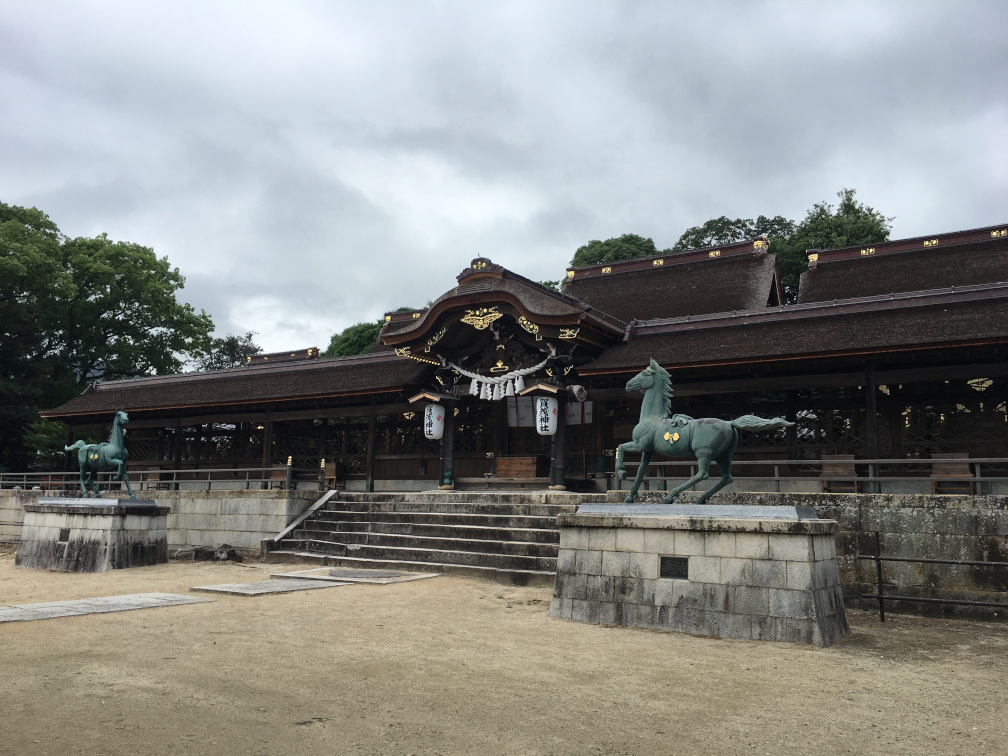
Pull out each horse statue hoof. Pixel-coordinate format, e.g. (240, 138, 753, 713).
(623, 494, 635, 504)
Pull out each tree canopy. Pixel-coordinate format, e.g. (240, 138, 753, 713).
(567, 189, 891, 303)
(324, 320, 383, 358)
(194, 331, 262, 371)
(569, 233, 660, 268)
(0, 201, 214, 470)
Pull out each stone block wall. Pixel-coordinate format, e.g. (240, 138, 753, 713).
(622, 490, 1008, 618)
(0, 489, 315, 556)
(550, 512, 849, 646)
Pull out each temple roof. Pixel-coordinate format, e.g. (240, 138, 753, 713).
(562, 238, 781, 321)
(798, 224, 1008, 304)
(580, 282, 1008, 375)
(42, 352, 428, 420)
(379, 257, 626, 360)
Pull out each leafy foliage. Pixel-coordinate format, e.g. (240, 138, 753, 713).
(0, 201, 214, 470)
(566, 189, 890, 304)
(570, 233, 661, 268)
(324, 320, 383, 357)
(538, 280, 560, 292)
(22, 419, 69, 471)
(773, 188, 892, 300)
(671, 215, 796, 253)
(194, 331, 262, 371)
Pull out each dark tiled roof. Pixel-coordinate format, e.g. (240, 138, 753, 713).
(798, 232, 1008, 304)
(581, 284, 1008, 374)
(43, 353, 429, 419)
(563, 252, 779, 322)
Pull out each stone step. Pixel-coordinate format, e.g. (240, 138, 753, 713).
(299, 520, 560, 544)
(263, 550, 554, 586)
(319, 498, 580, 518)
(310, 509, 560, 531)
(334, 491, 605, 506)
(287, 529, 559, 558)
(280, 538, 557, 573)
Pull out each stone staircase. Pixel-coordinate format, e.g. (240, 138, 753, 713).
(262, 491, 608, 584)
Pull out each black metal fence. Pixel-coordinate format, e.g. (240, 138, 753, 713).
(858, 530, 1008, 621)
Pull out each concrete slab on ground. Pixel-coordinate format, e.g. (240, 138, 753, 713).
(272, 567, 441, 584)
(190, 578, 351, 596)
(0, 593, 211, 623)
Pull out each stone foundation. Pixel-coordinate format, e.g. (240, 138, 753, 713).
(15, 498, 169, 572)
(550, 503, 850, 647)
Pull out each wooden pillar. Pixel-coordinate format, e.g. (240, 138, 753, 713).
(440, 404, 455, 489)
(550, 397, 567, 490)
(365, 402, 376, 493)
(260, 412, 272, 471)
(864, 363, 879, 493)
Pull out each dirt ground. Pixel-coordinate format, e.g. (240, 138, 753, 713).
(1, 547, 1005, 756)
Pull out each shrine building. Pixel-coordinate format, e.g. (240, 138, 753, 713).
(42, 223, 1008, 495)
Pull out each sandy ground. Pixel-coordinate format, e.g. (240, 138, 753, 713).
(0, 547, 1005, 756)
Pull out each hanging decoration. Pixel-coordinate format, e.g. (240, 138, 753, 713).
(424, 404, 445, 440)
(536, 396, 559, 436)
(447, 356, 550, 402)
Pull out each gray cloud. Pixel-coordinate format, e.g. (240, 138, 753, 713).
(1, 0, 1006, 351)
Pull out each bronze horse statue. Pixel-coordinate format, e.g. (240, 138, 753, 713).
(65, 409, 135, 498)
(615, 359, 793, 504)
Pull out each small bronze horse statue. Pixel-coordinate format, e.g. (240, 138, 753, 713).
(615, 359, 793, 504)
(65, 409, 135, 498)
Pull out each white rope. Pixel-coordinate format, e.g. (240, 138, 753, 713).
(447, 357, 549, 385)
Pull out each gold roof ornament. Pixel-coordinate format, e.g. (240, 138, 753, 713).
(461, 307, 503, 330)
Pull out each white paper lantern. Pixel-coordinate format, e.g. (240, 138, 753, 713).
(535, 396, 558, 436)
(424, 403, 445, 440)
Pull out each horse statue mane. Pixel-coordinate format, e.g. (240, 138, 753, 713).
(615, 359, 794, 505)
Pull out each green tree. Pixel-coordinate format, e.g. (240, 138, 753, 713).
(569, 233, 660, 268)
(0, 201, 215, 470)
(58, 234, 213, 381)
(774, 188, 892, 301)
(671, 215, 796, 253)
(324, 320, 383, 357)
(194, 331, 262, 371)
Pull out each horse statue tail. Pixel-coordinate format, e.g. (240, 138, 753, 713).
(730, 415, 794, 431)
(64, 440, 86, 452)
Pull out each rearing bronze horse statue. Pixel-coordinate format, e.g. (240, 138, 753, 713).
(65, 409, 135, 498)
(615, 359, 793, 504)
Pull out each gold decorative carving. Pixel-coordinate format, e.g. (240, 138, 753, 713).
(860, 247, 875, 256)
(808, 253, 819, 263)
(601, 266, 612, 274)
(472, 260, 487, 270)
(923, 239, 939, 247)
(558, 328, 579, 340)
(424, 326, 447, 352)
(652, 258, 664, 266)
(395, 346, 439, 366)
(489, 360, 509, 373)
(663, 431, 680, 443)
(412, 312, 421, 319)
(566, 270, 575, 279)
(992, 229, 1007, 238)
(384, 315, 391, 323)
(753, 239, 768, 250)
(461, 306, 503, 330)
(708, 250, 720, 258)
(518, 316, 542, 341)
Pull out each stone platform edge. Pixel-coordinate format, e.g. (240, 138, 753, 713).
(27, 498, 170, 517)
(557, 512, 837, 535)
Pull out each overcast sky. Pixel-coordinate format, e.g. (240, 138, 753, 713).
(2, 1, 1006, 353)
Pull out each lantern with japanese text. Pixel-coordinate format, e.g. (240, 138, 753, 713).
(535, 396, 558, 436)
(424, 403, 445, 440)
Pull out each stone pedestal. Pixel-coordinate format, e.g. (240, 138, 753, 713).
(549, 504, 849, 647)
(15, 498, 170, 572)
